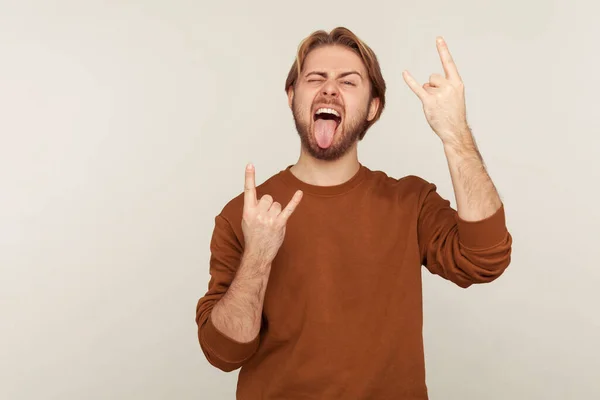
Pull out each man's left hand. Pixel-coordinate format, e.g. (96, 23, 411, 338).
(403, 37, 471, 146)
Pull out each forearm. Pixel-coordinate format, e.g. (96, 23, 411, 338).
(443, 128, 502, 221)
(210, 250, 271, 343)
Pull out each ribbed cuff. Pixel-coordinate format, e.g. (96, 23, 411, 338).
(457, 204, 509, 249)
(201, 314, 260, 363)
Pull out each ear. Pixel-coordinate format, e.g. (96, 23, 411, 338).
(287, 87, 294, 109)
(367, 97, 380, 121)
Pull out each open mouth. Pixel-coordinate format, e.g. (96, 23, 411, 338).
(313, 107, 342, 129)
(312, 107, 342, 149)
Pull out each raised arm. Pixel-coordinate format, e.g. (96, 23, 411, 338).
(403, 37, 512, 287)
(195, 164, 302, 371)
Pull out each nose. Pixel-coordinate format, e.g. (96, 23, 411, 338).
(321, 80, 339, 97)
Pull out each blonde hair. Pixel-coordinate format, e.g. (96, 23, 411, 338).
(285, 27, 386, 139)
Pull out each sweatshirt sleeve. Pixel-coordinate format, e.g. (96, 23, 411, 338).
(417, 181, 513, 288)
(195, 214, 260, 372)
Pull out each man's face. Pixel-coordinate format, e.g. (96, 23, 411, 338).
(288, 45, 379, 161)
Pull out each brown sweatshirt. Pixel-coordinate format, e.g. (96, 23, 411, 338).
(195, 164, 512, 399)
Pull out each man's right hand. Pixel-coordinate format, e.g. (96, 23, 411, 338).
(242, 163, 303, 264)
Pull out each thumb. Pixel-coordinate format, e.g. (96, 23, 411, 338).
(403, 70, 428, 101)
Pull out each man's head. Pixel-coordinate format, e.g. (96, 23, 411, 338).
(285, 27, 386, 161)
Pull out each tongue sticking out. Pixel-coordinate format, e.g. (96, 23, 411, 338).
(314, 119, 338, 149)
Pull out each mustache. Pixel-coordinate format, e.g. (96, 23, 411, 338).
(313, 98, 343, 109)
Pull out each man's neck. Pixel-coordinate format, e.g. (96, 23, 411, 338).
(289, 146, 361, 187)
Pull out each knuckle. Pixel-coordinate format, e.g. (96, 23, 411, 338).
(242, 209, 254, 219)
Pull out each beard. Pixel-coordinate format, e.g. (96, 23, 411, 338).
(291, 97, 369, 161)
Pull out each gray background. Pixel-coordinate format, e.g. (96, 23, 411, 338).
(1, 1, 599, 399)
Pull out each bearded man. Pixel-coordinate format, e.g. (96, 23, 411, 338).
(195, 27, 512, 400)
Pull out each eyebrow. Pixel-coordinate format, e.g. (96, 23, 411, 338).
(305, 71, 363, 80)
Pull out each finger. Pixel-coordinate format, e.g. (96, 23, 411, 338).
(258, 194, 273, 212)
(436, 37, 461, 82)
(277, 190, 303, 224)
(244, 163, 257, 208)
(422, 83, 436, 94)
(429, 73, 446, 87)
(269, 201, 282, 215)
(402, 70, 428, 101)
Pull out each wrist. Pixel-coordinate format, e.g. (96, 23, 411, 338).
(239, 248, 272, 276)
(442, 128, 478, 156)
(244, 245, 274, 264)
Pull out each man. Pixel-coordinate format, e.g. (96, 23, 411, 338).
(196, 27, 512, 399)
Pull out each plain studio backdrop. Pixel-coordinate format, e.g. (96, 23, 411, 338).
(1, 1, 599, 399)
